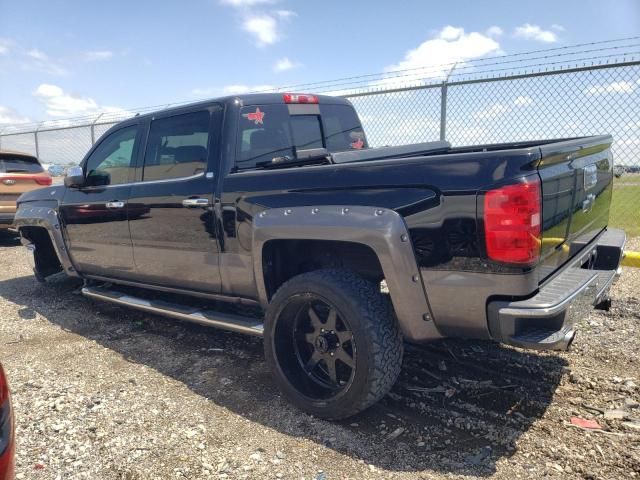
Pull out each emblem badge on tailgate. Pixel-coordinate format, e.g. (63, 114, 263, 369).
(583, 164, 598, 190)
(2, 179, 16, 186)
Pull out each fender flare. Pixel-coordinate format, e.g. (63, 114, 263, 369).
(13, 203, 78, 277)
(252, 205, 442, 342)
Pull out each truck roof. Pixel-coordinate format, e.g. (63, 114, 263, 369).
(130, 93, 353, 124)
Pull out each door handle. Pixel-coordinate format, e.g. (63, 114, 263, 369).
(182, 198, 210, 208)
(105, 201, 126, 209)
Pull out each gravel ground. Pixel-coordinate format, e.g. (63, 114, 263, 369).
(1, 230, 639, 479)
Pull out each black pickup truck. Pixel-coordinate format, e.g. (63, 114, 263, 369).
(14, 93, 625, 419)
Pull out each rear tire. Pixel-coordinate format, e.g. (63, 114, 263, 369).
(264, 269, 403, 420)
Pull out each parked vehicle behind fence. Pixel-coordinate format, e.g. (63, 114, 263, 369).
(13, 93, 625, 419)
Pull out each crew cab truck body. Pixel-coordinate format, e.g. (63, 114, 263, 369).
(14, 93, 625, 419)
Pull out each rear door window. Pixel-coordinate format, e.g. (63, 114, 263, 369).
(0, 156, 43, 173)
(143, 111, 210, 182)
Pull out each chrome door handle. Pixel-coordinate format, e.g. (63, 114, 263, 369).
(105, 201, 126, 209)
(182, 198, 210, 208)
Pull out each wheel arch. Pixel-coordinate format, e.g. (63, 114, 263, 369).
(14, 203, 78, 277)
(252, 205, 442, 342)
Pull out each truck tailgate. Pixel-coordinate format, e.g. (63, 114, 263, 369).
(537, 135, 614, 281)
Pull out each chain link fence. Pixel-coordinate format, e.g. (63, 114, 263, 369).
(1, 60, 638, 235)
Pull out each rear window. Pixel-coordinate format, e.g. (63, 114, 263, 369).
(143, 111, 210, 182)
(0, 156, 43, 174)
(235, 103, 366, 171)
(320, 104, 367, 152)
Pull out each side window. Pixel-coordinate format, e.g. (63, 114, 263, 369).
(143, 111, 210, 182)
(85, 126, 138, 186)
(236, 105, 293, 171)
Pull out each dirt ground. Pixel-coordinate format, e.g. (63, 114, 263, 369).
(0, 231, 639, 480)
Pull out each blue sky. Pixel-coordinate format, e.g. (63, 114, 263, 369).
(0, 0, 638, 125)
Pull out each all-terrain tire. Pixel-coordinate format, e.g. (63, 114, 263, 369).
(264, 269, 403, 420)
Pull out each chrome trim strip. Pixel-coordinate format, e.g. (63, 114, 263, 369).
(82, 287, 264, 337)
(78, 172, 208, 190)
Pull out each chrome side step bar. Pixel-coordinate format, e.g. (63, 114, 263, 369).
(82, 286, 264, 337)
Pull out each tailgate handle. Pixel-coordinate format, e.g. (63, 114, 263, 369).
(105, 201, 126, 209)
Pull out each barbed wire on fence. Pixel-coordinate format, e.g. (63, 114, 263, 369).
(1, 36, 639, 135)
(0, 42, 638, 234)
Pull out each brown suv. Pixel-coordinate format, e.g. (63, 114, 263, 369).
(0, 151, 52, 229)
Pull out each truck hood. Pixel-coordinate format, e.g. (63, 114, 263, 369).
(17, 185, 66, 205)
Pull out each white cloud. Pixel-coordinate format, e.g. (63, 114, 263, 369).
(276, 10, 296, 19)
(243, 14, 279, 46)
(220, 0, 274, 5)
(514, 24, 559, 43)
(221, 0, 295, 48)
(0, 105, 30, 125)
(585, 81, 635, 95)
(33, 83, 127, 118)
(380, 26, 501, 87)
(24, 48, 68, 75)
(551, 24, 565, 31)
(474, 103, 508, 119)
(0, 38, 11, 55)
(513, 95, 534, 107)
(27, 48, 48, 61)
(84, 50, 114, 61)
(273, 57, 299, 72)
(486, 26, 504, 37)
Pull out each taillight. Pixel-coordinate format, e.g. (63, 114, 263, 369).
(483, 178, 541, 265)
(34, 175, 52, 186)
(283, 93, 319, 104)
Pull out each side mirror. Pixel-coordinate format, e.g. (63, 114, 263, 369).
(64, 166, 85, 188)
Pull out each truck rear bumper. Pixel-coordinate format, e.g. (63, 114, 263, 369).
(487, 228, 625, 351)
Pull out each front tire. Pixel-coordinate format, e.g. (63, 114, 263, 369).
(264, 269, 403, 420)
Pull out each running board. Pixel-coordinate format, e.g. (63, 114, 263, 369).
(81, 286, 264, 337)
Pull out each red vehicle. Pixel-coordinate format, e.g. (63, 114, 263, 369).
(0, 365, 14, 480)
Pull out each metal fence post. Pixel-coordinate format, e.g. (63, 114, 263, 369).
(439, 63, 458, 142)
(90, 113, 104, 145)
(34, 124, 41, 159)
(439, 83, 448, 141)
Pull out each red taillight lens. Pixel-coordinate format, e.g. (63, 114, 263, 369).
(34, 175, 52, 186)
(484, 178, 541, 265)
(283, 93, 319, 104)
